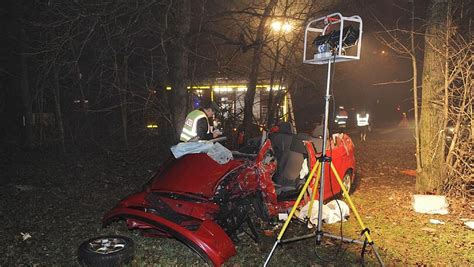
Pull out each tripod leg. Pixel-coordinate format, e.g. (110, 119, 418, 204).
(264, 161, 321, 266)
(264, 240, 280, 267)
(329, 164, 385, 266)
(371, 243, 385, 266)
(361, 237, 368, 264)
(307, 162, 322, 221)
(277, 160, 321, 240)
(329, 164, 373, 243)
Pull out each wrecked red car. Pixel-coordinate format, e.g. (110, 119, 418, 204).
(98, 125, 356, 266)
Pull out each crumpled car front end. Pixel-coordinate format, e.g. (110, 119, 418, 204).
(102, 190, 236, 266)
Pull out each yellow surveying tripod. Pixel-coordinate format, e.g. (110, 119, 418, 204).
(263, 156, 384, 266)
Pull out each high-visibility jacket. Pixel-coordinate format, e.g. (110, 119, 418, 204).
(357, 113, 369, 126)
(335, 110, 348, 125)
(180, 109, 209, 142)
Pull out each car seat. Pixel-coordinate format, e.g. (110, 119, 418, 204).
(269, 123, 295, 186)
(270, 123, 312, 200)
(310, 124, 324, 153)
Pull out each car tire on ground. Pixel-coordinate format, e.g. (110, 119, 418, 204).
(77, 235, 134, 267)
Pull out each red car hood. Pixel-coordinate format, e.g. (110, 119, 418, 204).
(150, 153, 244, 198)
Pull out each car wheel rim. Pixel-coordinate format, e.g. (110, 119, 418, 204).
(87, 237, 127, 255)
(342, 174, 351, 193)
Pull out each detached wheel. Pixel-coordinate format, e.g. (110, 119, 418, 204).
(78, 235, 134, 267)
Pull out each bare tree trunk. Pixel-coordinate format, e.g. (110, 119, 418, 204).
(20, 29, 33, 149)
(267, 37, 282, 127)
(411, 56, 422, 170)
(112, 53, 129, 148)
(417, 0, 450, 193)
(410, 2, 422, 172)
(169, 0, 191, 141)
(38, 85, 44, 147)
(242, 0, 278, 138)
(120, 56, 129, 148)
(53, 67, 66, 153)
(441, 1, 452, 165)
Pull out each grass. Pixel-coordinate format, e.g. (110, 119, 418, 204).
(1, 130, 472, 266)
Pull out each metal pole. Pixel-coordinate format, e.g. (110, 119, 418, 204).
(316, 59, 332, 243)
(371, 243, 385, 266)
(263, 240, 280, 267)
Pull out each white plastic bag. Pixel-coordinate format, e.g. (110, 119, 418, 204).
(298, 200, 329, 226)
(170, 142, 213, 159)
(298, 199, 350, 225)
(207, 142, 233, 164)
(325, 199, 350, 224)
(170, 142, 233, 164)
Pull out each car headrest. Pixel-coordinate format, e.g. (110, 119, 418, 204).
(278, 122, 293, 134)
(290, 133, 310, 155)
(311, 124, 324, 138)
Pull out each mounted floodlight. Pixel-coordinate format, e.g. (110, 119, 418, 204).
(313, 25, 359, 50)
(303, 13, 363, 64)
(340, 25, 360, 47)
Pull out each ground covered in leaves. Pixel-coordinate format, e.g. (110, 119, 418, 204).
(0, 126, 472, 266)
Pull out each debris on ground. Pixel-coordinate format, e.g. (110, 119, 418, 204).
(298, 199, 350, 225)
(20, 232, 32, 241)
(460, 219, 474, 230)
(429, 219, 445, 225)
(420, 227, 437, 233)
(412, 194, 449, 214)
(15, 184, 35, 192)
(400, 169, 417, 176)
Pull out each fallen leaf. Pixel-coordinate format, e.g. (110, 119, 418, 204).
(20, 232, 32, 241)
(400, 169, 417, 176)
(420, 227, 436, 233)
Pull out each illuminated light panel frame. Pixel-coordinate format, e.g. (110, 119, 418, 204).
(303, 12, 363, 65)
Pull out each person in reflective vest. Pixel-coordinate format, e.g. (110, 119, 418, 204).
(334, 106, 349, 131)
(356, 111, 370, 141)
(398, 112, 409, 128)
(180, 101, 221, 142)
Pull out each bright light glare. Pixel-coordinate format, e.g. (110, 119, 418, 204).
(271, 21, 292, 32)
(271, 21, 282, 31)
(282, 23, 292, 32)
